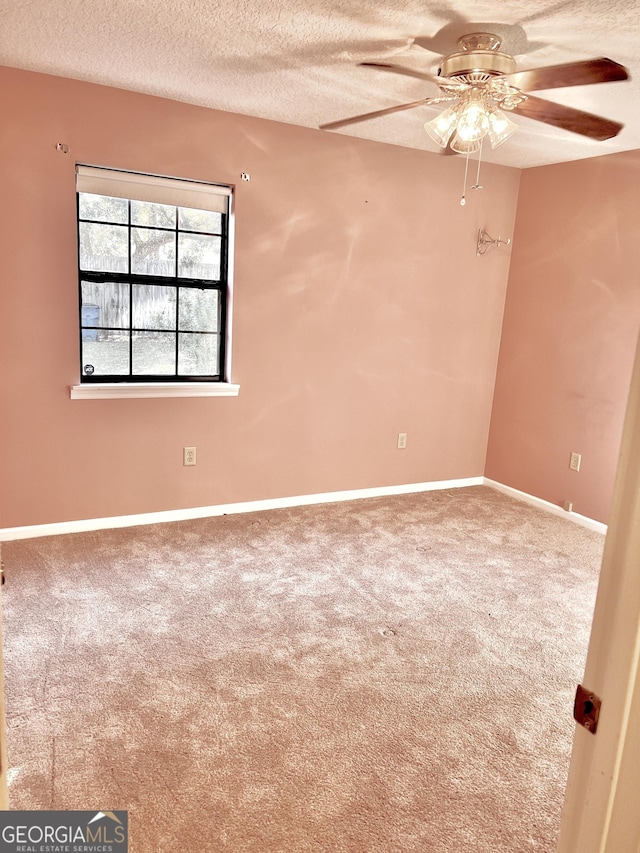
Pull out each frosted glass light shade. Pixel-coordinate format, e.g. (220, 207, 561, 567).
(425, 93, 518, 154)
(455, 102, 490, 144)
(488, 109, 518, 148)
(450, 134, 482, 155)
(424, 105, 461, 147)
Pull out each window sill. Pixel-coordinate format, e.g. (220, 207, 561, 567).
(70, 382, 240, 400)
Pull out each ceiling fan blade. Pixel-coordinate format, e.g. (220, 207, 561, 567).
(360, 62, 469, 90)
(512, 94, 623, 140)
(504, 57, 629, 92)
(360, 61, 439, 83)
(319, 96, 455, 131)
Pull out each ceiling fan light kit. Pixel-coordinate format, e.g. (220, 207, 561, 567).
(424, 90, 518, 154)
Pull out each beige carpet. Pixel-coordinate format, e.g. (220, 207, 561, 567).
(2, 486, 604, 852)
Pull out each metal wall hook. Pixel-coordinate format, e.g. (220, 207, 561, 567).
(477, 227, 511, 256)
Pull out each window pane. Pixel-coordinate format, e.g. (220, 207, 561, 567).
(81, 281, 130, 329)
(132, 284, 176, 331)
(178, 233, 221, 279)
(80, 301, 101, 341)
(79, 222, 128, 272)
(178, 207, 222, 234)
(178, 333, 219, 375)
(131, 200, 176, 229)
(81, 331, 130, 376)
(178, 288, 219, 332)
(78, 193, 128, 224)
(132, 332, 176, 375)
(131, 228, 176, 276)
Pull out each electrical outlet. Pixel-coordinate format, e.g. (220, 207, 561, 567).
(569, 452, 581, 472)
(183, 446, 196, 466)
(397, 433, 407, 449)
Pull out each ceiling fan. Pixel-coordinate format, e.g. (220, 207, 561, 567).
(319, 32, 629, 154)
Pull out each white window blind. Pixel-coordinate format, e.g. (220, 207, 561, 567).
(76, 165, 231, 214)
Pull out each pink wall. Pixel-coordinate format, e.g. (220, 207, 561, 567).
(0, 66, 520, 529)
(486, 151, 640, 524)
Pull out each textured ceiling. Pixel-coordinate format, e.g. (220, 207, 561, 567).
(2, 0, 639, 168)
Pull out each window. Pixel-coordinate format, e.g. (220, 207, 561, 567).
(75, 166, 233, 389)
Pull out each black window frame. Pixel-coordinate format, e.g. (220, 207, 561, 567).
(76, 170, 231, 384)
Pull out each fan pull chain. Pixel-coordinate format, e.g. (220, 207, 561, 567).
(460, 150, 470, 206)
(472, 140, 484, 191)
(460, 141, 485, 206)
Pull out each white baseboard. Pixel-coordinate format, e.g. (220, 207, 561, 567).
(0, 477, 484, 541)
(483, 478, 607, 535)
(0, 477, 606, 541)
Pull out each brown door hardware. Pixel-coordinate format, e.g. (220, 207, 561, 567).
(574, 684, 601, 734)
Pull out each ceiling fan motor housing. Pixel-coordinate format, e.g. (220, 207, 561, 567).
(439, 32, 516, 81)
